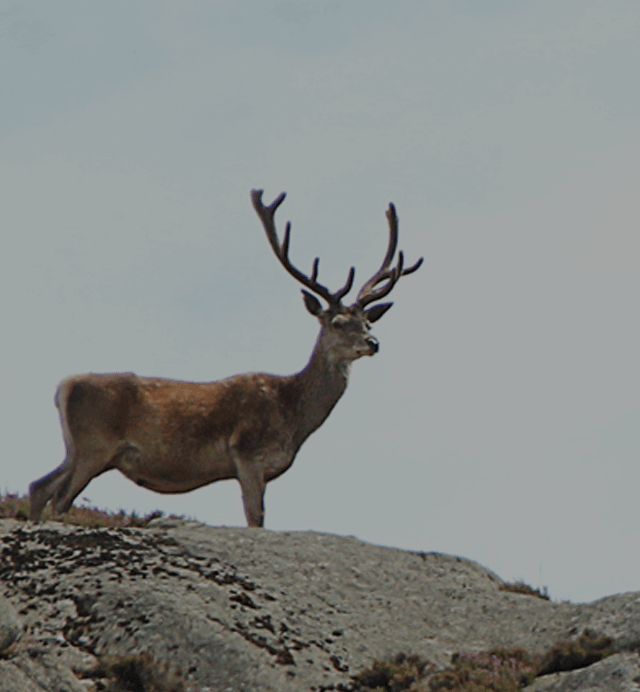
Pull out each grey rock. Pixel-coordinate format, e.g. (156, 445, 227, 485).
(526, 652, 640, 691)
(9, 647, 91, 692)
(1, 517, 639, 691)
(0, 594, 20, 652)
(0, 661, 45, 692)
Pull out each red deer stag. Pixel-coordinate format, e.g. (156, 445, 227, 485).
(29, 189, 423, 527)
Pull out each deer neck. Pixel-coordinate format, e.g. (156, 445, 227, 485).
(290, 334, 351, 445)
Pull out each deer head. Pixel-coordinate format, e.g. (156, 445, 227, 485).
(251, 189, 423, 365)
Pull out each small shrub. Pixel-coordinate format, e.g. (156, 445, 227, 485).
(89, 653, 187, 692)
(353, 648, 537, 692)
(353, 629, 617, 692)
(500, 581, 550, 601)
(352, 652, 434, 691)
(537, 629, 614, 676)
(428, 648, 538, 692)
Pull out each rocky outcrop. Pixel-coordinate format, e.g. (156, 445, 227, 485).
(1, 517, 639, 691)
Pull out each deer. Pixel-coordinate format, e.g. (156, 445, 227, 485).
(29, 189, 423, 527)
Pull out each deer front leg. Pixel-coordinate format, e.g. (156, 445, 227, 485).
(234, 457, 266, 527)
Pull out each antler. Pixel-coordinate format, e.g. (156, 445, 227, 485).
(251, 189, 355, 307)
(356, 203, 423, 308)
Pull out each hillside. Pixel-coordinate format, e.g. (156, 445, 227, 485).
(1, 517, 639, 691)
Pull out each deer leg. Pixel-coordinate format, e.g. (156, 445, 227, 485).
(51, 452, 113, 515)
(234, 458, 266, 528)
(29, 461, 71, 521)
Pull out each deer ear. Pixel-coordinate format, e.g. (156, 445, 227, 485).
(365, 302, 393, 323)
(302, 290, 323, 316)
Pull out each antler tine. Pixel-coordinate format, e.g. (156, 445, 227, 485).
(251, 189, 352, 307)
(334, 266, 356, 301)
(356, 202, 424, 308)
(310, 257, 319, 282)
(380, 202, 399, 272)
(251, 189, 286, 258)
(401, 256, 424, 276)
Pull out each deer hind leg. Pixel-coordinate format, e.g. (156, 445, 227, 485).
(51, 444, 117, 515)
(29, 380, 78, 521)
(234, 457, 266, 528)
(29, 460, 72, 521)
(30, 440, 116, 521)
(29, 449, 112, 520)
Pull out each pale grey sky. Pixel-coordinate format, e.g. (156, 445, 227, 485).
(2, 1, 639, 603)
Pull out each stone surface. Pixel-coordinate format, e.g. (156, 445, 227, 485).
(527, 652, 640, 691)
(1, 517, 639, 691)
(0, 593, 20, 652)
(4, 648, 90, 692)
(0, 660, 46, 692)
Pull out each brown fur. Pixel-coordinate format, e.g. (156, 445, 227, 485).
(29, 328, 365, 526)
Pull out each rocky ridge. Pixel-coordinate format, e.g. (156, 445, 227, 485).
(1, 517, 639, 691)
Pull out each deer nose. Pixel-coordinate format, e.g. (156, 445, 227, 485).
(366, 337, 379, 353)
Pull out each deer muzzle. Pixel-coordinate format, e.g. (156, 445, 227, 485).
(366, 337, 379, 354)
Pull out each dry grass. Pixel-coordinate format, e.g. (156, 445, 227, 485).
(500, 580, 550, 601)
(0, 491, 166, 528)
